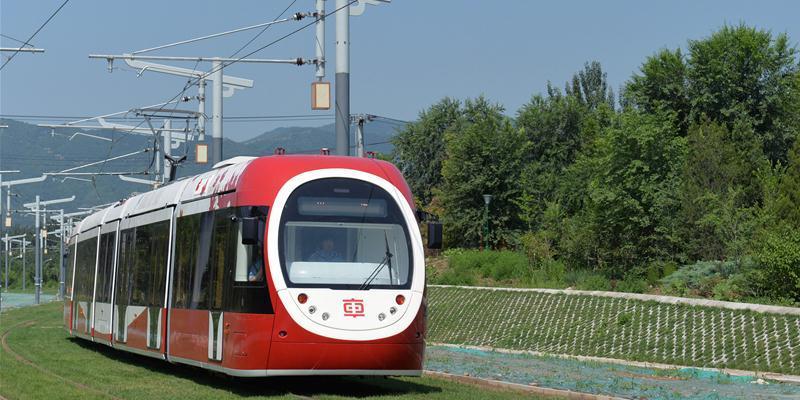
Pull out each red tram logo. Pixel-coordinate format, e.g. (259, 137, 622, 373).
(342, 299, 365, 317)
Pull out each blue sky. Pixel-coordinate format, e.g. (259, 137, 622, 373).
(1, 0, 799, 141)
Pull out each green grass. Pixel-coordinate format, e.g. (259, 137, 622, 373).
(427, 286, 800, 375)
(0, 303, 549, 400)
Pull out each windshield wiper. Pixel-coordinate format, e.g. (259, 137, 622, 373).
(358, 232, 393, 290)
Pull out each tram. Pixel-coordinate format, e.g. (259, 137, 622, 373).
(63, 154, 438, 377)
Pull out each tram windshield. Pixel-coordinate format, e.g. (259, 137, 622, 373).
(279, 178, 413, 290)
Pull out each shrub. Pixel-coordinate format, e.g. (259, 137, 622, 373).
(616, 276, 649, 293)
(445, 249, 529, 283)
(752, 226, 800, 301)
(572, 272, 613, 291)
(520, 231, 556, 268)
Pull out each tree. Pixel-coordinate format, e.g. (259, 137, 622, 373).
(391, 98, 461, 207)
(438, 97, 527, 248)
(578, 110, 686, 276)
(515, 87, 587, 230)
(565, 61, 615, 111)
(678, 121, 762, 261)
(623, 48, 690, 134)
(774, 139, 800, 226)
(687, 24, 800, 163)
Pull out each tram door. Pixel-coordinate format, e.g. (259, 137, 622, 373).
(92, 222, 117, 344)
(169, 202, 273, 371)
(113, 210, 171, 356)
(73, 230, 98, 337)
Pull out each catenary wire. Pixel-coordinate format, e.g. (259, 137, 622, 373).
(0, 0, 70, 70)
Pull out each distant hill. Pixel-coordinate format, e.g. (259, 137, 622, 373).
(0, 118, 403, 227)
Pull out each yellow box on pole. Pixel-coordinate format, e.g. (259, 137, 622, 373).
(311, 81, 331, 110)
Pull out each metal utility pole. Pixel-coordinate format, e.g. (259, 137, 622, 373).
(315, 0, 326, 80)
(34, 196, 40, 303)
(22, 237, 27, 291)
(334, 0, 390, 156)
(211, 59, 224, 164)
(3, 233, 7, 291)
(23, 195, 73, 304)
(57, 209, 65, 299)
(163, 119, 172, 183)
(335, 0, 350, 156)
(351, 114, 374, 157)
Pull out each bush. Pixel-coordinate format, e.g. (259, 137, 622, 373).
(520, 231, 556, 268)
(570, 271, 613, 291)
(445, 249, 529, 284)
(616, 276, 649, 293)
(752, 227, 800, 301)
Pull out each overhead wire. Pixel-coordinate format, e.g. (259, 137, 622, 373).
(0, 0, 70, 70)
(0, 33, 35, 48)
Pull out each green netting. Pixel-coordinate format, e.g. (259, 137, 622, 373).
(427, 286, 800, 375)
(425, 345, 800, 399)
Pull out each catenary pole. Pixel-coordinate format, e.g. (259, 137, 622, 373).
(212, 59, 224, 164)
(34, 195, 40, 304)
(3, 233, 8, 291)
(335, 0, 350, 156)
(356, 116, 365, 157)
(22, 237, 26, 290)
(58, 209, 64, 299)
(315, 0, 326, 80)
(163, 119, 172, 182)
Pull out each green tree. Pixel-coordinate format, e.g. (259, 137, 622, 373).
(687, 24, 800, 163)
(438, 97, 527, 248)
(774, 140, 800, 226)
(678, 121, 763, 261)
(578, 110, 686, 276)
(565, 61, 615, 111)
(515, 87, 587, 230)
(391, 97, 461, 207)
(623, 48, 690, 134)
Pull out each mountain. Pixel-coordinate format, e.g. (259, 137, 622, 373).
(0, 118, 403, 227)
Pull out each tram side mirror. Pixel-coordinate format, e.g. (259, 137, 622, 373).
(427, 222, 443, 249)
(241, 218, 260, 245)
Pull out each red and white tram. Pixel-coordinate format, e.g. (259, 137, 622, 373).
(63, 155, 436, 377)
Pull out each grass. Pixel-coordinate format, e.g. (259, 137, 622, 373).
(0, 303, 550, 400)
(427, 286, 800, 375)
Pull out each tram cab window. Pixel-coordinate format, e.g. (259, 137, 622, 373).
(279, 178, 414, 290)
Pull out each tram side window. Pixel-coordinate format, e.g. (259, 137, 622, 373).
(173, 213, 199, 309)
(172, 206, 271, 313)
(115, 229, 135, 307)
(174, 212, 213, 309)
(129, 220, 169, 308)
(65, 243, 75, 299)
(95, 232, 116, 303)
(74, 237, 98, 302)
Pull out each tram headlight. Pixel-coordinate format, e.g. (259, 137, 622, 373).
(378, 313, 386, 321)
(308, 305, 316, 314)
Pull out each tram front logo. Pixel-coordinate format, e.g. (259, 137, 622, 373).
(343, 299, 365, 317)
